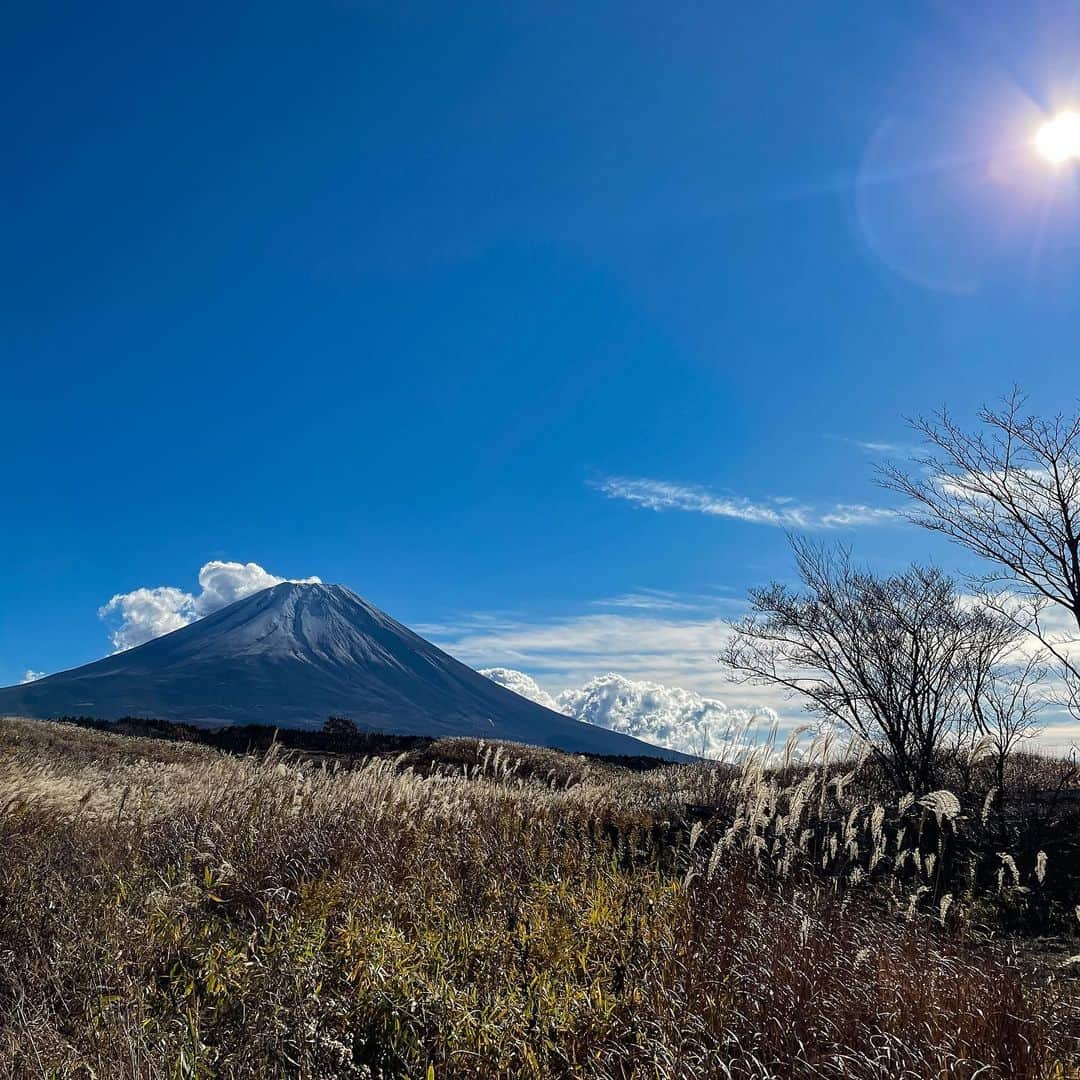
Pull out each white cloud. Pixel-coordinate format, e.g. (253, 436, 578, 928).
(432, 607, 792, 736)
(98, 586, 196, 651)
(99, 560, 321, 652)
(817, 504, 901, 528)
(592, 475, 899, 530)
(192, 561, 310, 617)
(845, 438, 920, 456)
(451, 602, 1080, 754)
(431, 608, 755, 696)
(479, 668, 562, 712)
(590, 589, 715, 613)
(481, 667, 768, 759)
(558, 674, 764, 760)
(21, 669, 45, 684)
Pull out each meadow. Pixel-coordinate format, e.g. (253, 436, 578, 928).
(2, 716, 1079, 1079)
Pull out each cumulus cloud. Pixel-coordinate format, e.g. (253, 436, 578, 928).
(192, 561, 305, 617)
(481, 667, 769, 760)
(100, 561, 321, 652)
(557, 673, 763, 759)
(479, 668, 562, 712)
(21, 670, 45, 684)
(99, 587, 197, 651)
(592, 475, 899, 530)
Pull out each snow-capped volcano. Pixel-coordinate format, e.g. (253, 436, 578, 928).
(0, 582, 684, 759)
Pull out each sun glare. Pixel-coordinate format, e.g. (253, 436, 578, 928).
(1034, 110, 1080, 164)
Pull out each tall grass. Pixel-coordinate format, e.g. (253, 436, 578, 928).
(1, 717, 1077, 1078)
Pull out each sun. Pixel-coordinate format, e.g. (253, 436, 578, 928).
(1034, 110, 1080, 164)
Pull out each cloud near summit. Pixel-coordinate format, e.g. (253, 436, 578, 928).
(99, 561, 321, 651)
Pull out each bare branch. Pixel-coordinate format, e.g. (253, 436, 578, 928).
(880, 392, 1080, 713)
(721, 541, 1026, 794)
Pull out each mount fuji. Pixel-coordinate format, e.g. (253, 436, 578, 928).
(0, 582, 685, 759)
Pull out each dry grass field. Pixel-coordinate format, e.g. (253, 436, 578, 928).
(2, 716, 1079, 1079)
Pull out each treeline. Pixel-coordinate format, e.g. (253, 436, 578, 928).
(48, 714, 433, 758)
(47, 714, 675, 773)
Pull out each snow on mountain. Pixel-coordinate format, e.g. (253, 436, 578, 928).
(0, 583, 685, 760)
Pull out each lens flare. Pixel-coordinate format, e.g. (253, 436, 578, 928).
(1034, 110, 1080, 164)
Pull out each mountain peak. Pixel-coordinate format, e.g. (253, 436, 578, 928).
(263, 580, 353, 602)
(270, 580, 346, 593)
(0, 583, 685, 759)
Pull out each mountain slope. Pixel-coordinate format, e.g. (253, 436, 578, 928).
(0, 583, 684, 759)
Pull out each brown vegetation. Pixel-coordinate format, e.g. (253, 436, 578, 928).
(2, 717, 1079, 1078)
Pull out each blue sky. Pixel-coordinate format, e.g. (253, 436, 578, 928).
(5, 2, 1080, 738)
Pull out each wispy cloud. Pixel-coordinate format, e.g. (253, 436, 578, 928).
(853, 439, 907, 454)
(20, 670, 45, 684)
(825, 436, 921, 457)
(590, 588, 717, 613)
(427, 606, 786, 717)
(591, 476, 899, 530)
(817, 504, 900, 527)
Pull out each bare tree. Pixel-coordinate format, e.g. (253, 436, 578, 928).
(970, 654, 1046, 793)
(879, 390, 1080, 712)
(721, 539, 1022, 794)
